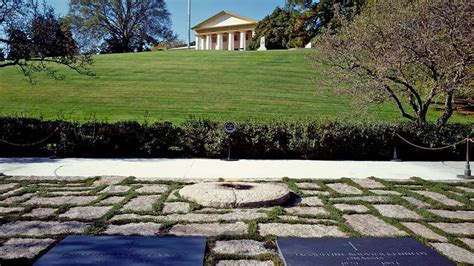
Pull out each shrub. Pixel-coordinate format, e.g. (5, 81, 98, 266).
(0, 116, 471, 160)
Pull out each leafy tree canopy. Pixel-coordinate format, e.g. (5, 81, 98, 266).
(248, 7, 292, 50)
(286, 0, 365, 47)
(68, 0, 174, 53)
(0, 0, 93, 82)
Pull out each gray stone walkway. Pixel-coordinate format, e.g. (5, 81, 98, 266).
(0, 175, 472, 265)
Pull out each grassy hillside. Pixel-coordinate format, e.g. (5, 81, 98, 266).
(0, 50, 470, 123)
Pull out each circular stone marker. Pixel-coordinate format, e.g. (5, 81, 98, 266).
(179, 182, 291, 208)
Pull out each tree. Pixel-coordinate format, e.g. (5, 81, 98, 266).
(313, 0, 473, 126)
(69, 0, 173, 54)
(0, 0, 93, 81)
(248, 7, 292, 50)
(286, 0, 365, 48)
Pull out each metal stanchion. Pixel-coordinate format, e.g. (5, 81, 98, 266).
(396, 134, 471, 179)
(223, 121, 238, 161)
(457, 135, 472, 179)
(391, 141, 401, 162)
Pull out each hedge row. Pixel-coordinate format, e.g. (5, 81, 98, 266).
(0, 117, 472, 160)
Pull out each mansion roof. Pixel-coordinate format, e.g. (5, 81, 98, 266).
(192, 11, 257, 33)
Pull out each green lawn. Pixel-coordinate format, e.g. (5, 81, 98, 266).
(0, 50, 470, 123)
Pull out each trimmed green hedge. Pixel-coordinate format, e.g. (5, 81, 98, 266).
(0, 117, 472, 160)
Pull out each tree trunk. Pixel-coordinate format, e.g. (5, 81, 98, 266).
(437, 92, 455, 127)
(416, 109, 427, 127)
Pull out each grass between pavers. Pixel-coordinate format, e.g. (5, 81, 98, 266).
(0, 176, 473, 265)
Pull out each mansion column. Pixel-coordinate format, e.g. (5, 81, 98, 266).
(228, 32, 235, 51)
(195, 36, 200, 50)
(240, 31, 246, 50)
(206, 35, 211, 50)
(200, 37, 205, 50)
(216, 33, 223, 50)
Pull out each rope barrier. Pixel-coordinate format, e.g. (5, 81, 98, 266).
(0, 128, 58, 147)
(395, 133, 470, 151)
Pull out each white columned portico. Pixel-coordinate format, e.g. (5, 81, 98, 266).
(192, 11, 257, 52)
(206, 35, 211, 50)
(195, 36, 200, 50)
(216, 33, 223, 50)
(240, 31, 246, 50)
(228, 32, 235, 51)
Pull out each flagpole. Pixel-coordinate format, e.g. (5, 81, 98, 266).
(188, 0, 191, 49)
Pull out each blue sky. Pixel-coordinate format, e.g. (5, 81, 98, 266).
(45, 0, 286, 40)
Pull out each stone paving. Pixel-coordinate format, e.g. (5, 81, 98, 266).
(0, 175, 472, 265)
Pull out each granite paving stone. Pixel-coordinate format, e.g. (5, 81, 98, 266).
(400, 222, 448, 242)
(1, 187, 23, 197)
(92, 176, 127, 186)
(369, 190, 401, 195)
(23, 196, 98, 206)
(278, 215, 337, 224)
(1, 193, 34, 204)
(296, 182, 320, 189)
(430, 243, 474, 264)
(259, 223, 347, 237)
(100, 185, 131, 194)
(301, 190, 330, 196)
(109, 213, 159, 222)
(457, 187, 474, 193)
(213, 240, 272, 255)
(0, 183, 19, 193)
(330, 196, 392, 203)
(333, 204, 369, 213)
(46, 187, 94, 191)
(59, 206, 112, 220)
(344, 214, 407, 236)
(98, 196, 125, 205)
(146, 210, 266, 222)
(169, 222, 247, 236)
(136, 184, 168, 194)
(429, 222, 474, 235)
(459, 238, 474, 249)
(427, 209, 474, 221)
(122, 195, 160, 212)
(48, 191, 90, 196)
(351, 179, 385, 189)
(104, 223, 161, 236)
(0, 238, 56, 260)
(327, 183, 363, 195)
(299, 196, 324, 206)
(23, 208, 57, 218)
(402, 196, 430, 208)
(372, 204, 422, 219)
(193, 207, 227, 213)
(285, 206, 328, 216)
(162, 202, 190, 214)
(412, 191, 463, 206)
(0, 207, 24, 214)
(216, 260, 273, 266)
(0, 221, 88, 237)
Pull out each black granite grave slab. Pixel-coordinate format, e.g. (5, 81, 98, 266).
(34, 236, 206, 266)
(277, 237, 454, 266)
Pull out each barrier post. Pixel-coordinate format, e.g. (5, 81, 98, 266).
(457, 135, 472, 179)
(391, 139, 401, 162)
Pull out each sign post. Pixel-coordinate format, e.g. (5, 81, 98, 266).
(224, 121, 237, 161)
(457, 135, 472, 179)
